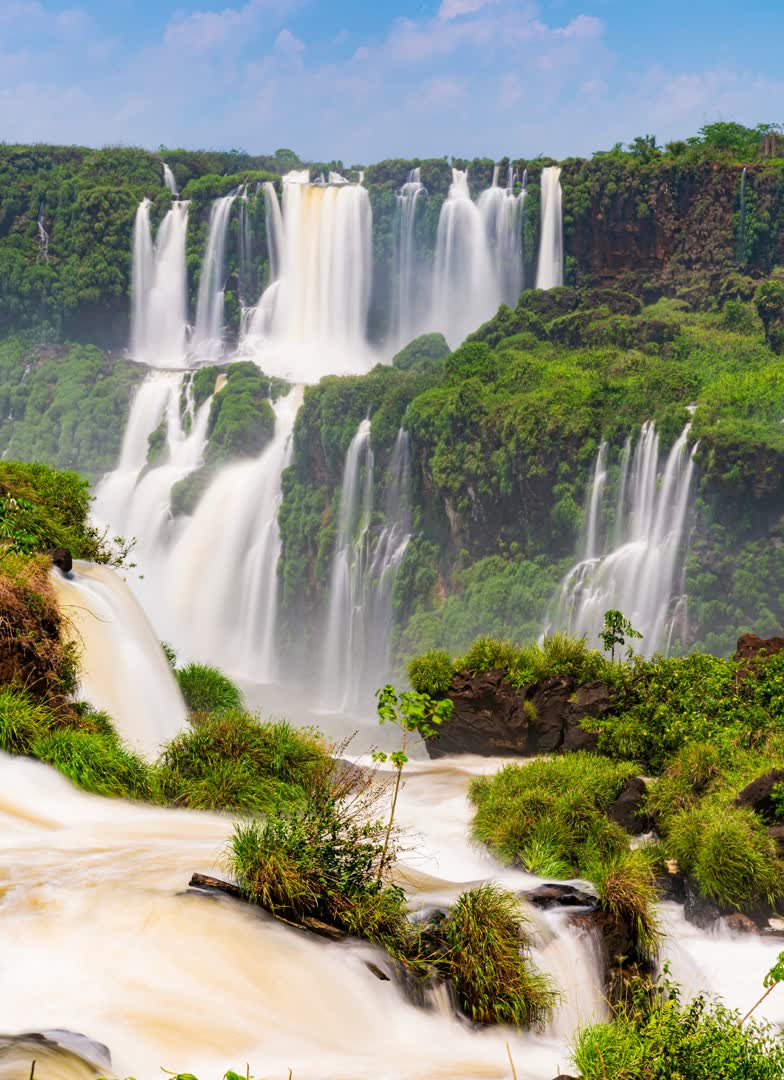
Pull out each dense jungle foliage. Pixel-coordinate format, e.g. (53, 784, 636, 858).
(1, 123, 782, 345)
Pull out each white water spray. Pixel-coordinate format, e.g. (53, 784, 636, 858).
(162, 162, 179, 195)
(131, 200, 190, 369)
(552, 423, 696, 655)
(50, 562, 188, 759)
(393, 168, 426, 348)
(243, 171, 374, 382)
(535, 166, 563, 290)
(192, 193, 238, 359)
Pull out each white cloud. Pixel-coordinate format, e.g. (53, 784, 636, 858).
(438, 0, 497, 21)
(164, 0, 296, 53)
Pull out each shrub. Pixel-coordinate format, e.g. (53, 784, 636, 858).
(176, 662, 243, 714)
(158, 711, 329, 813)
(439, 884, 559, 1027)
(32, 728, 154, 800)
(572, 977, 784, 1080)
(407, 649, 454, 696)
(667, 805, 784, 909)
(470, 753, 637, 874)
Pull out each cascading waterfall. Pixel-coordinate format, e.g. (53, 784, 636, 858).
(320, 419, 374, 711)
(191, 192, 238, 359)
(243, 171, 373, 381)
(393, 167, 426, 348)
(162, 162, 178, 195)
(164, 387, 303, 680)
(431, 169, 498, 348)
(92, 372, 213, 571)
(535, 166, 563, 290)
(552, 422, 696, 656)
(50, 561, 188, 759)
(477, 165, 524, 307)
(320, 424, 413, 712)
(37, 203, 50, 262)
(131, 199, 190, 369)
(237, 188, 254, 306)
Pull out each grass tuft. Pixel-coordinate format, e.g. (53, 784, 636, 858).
(176, 662, 243, 714)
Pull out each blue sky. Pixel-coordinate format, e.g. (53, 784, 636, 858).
(1, 0, 782, 160)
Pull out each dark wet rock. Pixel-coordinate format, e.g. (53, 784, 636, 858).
(570, 907, 653, 1011)
(683, 875, 726, 928)
(48, 547, 73, 574)
(523, 883, 597, 910)
(608, 776, 650, 835)
(655, 871, 686, 904)
(733, 769, 784, 824)
(768, 824, 784, 855)
(734, 633, 784, 664)
(426, 670, 608, 758)
(723, 912, 758, 934)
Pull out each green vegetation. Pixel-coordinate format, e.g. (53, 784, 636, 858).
(470, 752, 638, 878)
(175, 662, 244, 715)
(438, 884, 559, 1026)
(573, 971, 784, 1080)
(158, 711, 328, 814)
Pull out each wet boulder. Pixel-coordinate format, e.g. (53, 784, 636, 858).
(522, 883, 596, 910)
(48, 547, 73, 574)
(733, 769, 784, 824)
(607, 776, 651, 835)
(425, 670, 608, 758)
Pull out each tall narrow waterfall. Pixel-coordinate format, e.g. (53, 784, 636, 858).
(477, 166, 524, 306)
(237, 189, 254, 306)
(50, 561, 188, 759)
(535, 166, 563, 290)
(393, 167, 426, 348)
(552, 423, 696, 656)
(192, 193, 238, 359)
(162, 162, 179, 195)
(431, 170, 497, 348)
(320, 423, 412, 712)
(165, 387, 303, 680)
(243, 171, 373, 381)
(131, 199, 190, 369)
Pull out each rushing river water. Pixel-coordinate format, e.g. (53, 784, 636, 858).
(2, 740, 782, 1080)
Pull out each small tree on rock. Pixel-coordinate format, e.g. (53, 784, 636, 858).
(754, 281, 784, 343)
(599, 609, 642, 663)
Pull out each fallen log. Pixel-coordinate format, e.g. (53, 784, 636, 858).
(188, 872, 346, 941)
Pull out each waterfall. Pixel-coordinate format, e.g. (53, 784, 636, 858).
(431, 169, 498, 348)
(237, 189, 253, 306)
(37, 203, 50, 263)
(50, 561, 188, 760)
(552, 423, 696, 656)
(242, 170, 373, 382)
(162, 162, 178, 195)
(130, 199, 190, 369)
(737, 166, 747, 265)
(477, 166, 524, 306)
(192, 193, 238, 359)
(320, 419, 374, 711)
(393, 167, 426, 348)
(320, 424, 412, 712)
(535, 166, 563, 290)
(164, 387, 303, 681)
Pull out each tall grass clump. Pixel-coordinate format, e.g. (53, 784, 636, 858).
(176, 662, 243, 715)
(667, 805, 784, 910)
(586, 850, 661, 960)
(158, 711, 330, 813)
(407, 649, 454, 697)
(470, 753, 637, 875)
(0, 687, 56, 753)
(32, 728, 154, 800)
(439, 884, 559, 1027)
(452, 632, 610, 689)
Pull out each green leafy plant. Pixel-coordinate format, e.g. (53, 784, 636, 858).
(599, 609, 643, 662)
(373, 684, 453, 879)
(175, 663, 244, 715)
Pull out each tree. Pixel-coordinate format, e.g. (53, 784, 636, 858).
(627, 134, 661, 163)
(599, 609, 642, 663)
(755, 280, 784, 343)
(373, 685, 453, 879)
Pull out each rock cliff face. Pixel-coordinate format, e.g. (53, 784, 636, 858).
(424, 669, 612, 758)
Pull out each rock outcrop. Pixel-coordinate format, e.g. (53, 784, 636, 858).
(733, 768, 784, 824)
(608, 777, 651, 835)
(425, 670, 610, 758)
(734, 633, 784, 664)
